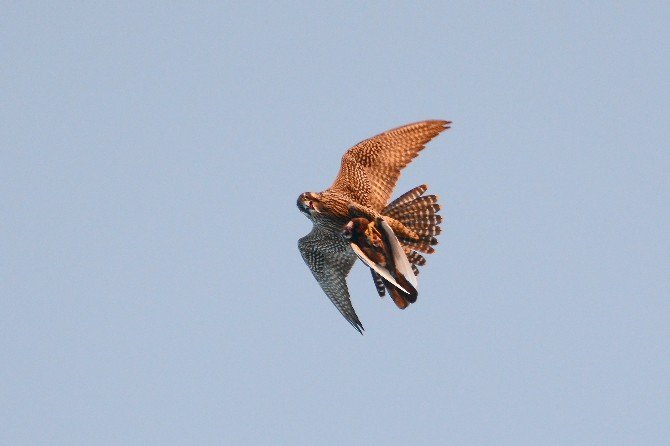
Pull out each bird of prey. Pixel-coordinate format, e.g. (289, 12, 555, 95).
(342, 217, 418, 310)
(297, 120, 450, 333)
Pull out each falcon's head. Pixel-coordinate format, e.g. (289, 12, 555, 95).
(297, 192, 323, 217)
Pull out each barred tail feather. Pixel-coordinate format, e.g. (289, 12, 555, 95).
(383, 185, 443, 276)
(391, 196, 439, 216)
(383, 184, 428, 214)
(371, 270, 385, 297)
(400, 239, 435, 254)
(406, 250, 426, 266)
(404, 223, 441, 237)
(405, 214, 443, 228)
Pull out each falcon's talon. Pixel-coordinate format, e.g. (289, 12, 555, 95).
(364, 221, 382, 245)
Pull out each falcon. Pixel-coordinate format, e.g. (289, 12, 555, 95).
(297, 120, 450, 333)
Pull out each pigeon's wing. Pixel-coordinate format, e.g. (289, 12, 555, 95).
(349, 243, 410, 294)
(298, 225, 363, 333)
(329, 120, 450, 210)
(380, 218, 418, 289)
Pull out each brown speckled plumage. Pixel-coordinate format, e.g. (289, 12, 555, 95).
(297, 120, 450, 333)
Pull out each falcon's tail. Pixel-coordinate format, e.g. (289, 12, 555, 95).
(382, 184, 442, 277)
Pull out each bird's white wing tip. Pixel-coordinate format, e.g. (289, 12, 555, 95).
(380, 219, 418, 288)
(350, 243, 409, 294)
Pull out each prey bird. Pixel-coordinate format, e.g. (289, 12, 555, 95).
(297, 120, 450, 333)
(342, 217, 418, 310)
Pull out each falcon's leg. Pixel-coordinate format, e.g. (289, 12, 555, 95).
(346, 203, 381, 221)
(347, 203, 420, 241)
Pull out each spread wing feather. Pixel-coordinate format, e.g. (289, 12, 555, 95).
(329, 120, 451, 211)
(298, 226, 363, 333)
(380, 219, 418, 289)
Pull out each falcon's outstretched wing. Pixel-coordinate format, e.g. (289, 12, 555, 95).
(298, 226, 362, 333)
(329, 120, 451, 211)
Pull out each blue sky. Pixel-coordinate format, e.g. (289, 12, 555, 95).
(2, 2, 669, 445)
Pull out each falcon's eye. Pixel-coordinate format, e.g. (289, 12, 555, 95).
(297, 196, 309, 213)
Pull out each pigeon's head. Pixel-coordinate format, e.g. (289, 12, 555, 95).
(341, 220, 355, 240)
(341, 218, 370, 241)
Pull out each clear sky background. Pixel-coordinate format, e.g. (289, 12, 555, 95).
(2, 2, 669, 445)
